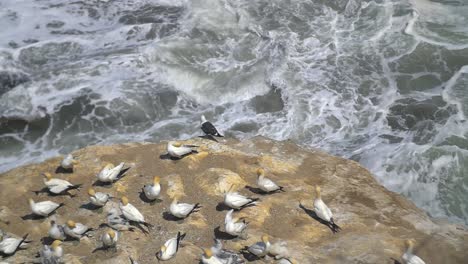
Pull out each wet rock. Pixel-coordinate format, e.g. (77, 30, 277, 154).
(46, 20, 65, 28)
(0, 70, 30, 95)
(0, 137, 467, 263)
(18, 42, 83, 66)
(118, 4, 184, 25)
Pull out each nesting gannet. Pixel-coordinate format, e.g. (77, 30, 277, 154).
(224, 191, 259, 210)
(101, 229, 119, 249)
(157, 232, 186, 261)
(201, 115, 223, 137)
(211, 239, 245, 264)
(119, 196, 152, 230)
(48, 220, 66, 241)
(225, 209, 248, 237)
(42, 172, 82, 195)
(313, 186, 341, 232)
(202, 248, 223, 264)
(244, 235, 270, 258)
(256, 168, 284, 193)
(64, 220, 93, 240)
(39, 240, 63, 263)
(97, 162, 125, 183)
(100, 208, 135, 232)
(29, 198, 64, 217)
(0, 233, 29, 256)
(143, 176, 161, 201)
(167, 141, 198, 158)
(169, 198, 201, 219)
(402, 239, 426, 264)
(60, 154, 78, 170)
(87, 188, 111, 207)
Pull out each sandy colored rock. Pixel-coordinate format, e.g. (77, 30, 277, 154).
(0, 137, 467, 263)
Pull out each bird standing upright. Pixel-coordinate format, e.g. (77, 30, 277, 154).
(201, 115, 223, 137)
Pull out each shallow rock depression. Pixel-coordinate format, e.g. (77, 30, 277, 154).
(0, 137, 467, 263)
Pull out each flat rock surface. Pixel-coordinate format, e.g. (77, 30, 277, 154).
(0, 137, 467, 263)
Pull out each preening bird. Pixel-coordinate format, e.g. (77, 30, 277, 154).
(48, 220, 66, 241)
(29, 198, 64, 217)
(119, 196, 152, 231)
(169, 198, 201, 219)
(402, 239, 426, 264)
(225, 209, 248, 237)
(201, 115, 223, 137)
(60, 154, 78, 170)
(157, 232, 186, 260)
(167, 141, 198, 158)
(313, 185, 341, 232)
(143, 176, 161, 201)
(39, 240, 62, 264)
(87, 188, 111, 207)
(42, 172, 82, 195)
(97, 162, 125, 183)
(100, 229, 118, 249)
(256, 168, 284, 193)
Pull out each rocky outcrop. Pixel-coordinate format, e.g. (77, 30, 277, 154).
(0, 137, 467, 263)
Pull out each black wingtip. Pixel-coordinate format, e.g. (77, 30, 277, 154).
(176, 232, 186, 252)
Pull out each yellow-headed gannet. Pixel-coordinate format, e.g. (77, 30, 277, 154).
(101, 229, 119, 249)
(402, 239, 426, 264)
(169, 198, 201, 219)
(0, 233, 29, 256)
(202, 248, 223, 264)
(201, 115, 224, 137)
(64, 220, 93, 240)
(119, 196, 153, 231)
(224, 190, 259, 210)
(314, 186, 341, 232)
(29, 198, 64, 217)
(60, 154, 78, 170)
(256, 168, 284, 193)
(143, 176, 161, 201)
(49, 220, 66, 241)
(97, 162, 125, 183)
(39, 240, 63, 263)
(225, 209, 248, 237)
(42, 172, 82, 195)
(167, 141, 198, 158)
(87, 188, 111, 207)
(157, 232, 186, 261)
(100, 208, 135, 232)
(243, 234, 270, 258)
(211, 239, 245, 264)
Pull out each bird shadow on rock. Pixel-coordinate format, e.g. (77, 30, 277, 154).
(32, 188, 76, 197)
(21, 213, 46, 221)
(213, 226, 238, 240)
(245, 186, 270, 195)
(40, 236, 54, 245)
(80, 202, 103, 211)
(162, 212, 183, 222)
(215, 202, 231, 212)
(55, 166, 73, 174)
(240, 249, 262, 262)
(138, 191, 162, 204)
(299, 203, 339, 234)
(391, 258, 402, 264)
(198, 135, 218, 142)
(92, 246, 117, 253)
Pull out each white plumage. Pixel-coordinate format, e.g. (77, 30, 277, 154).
(143, 176, 161, 200)
(246, 235, 270, 257)
(169, 199, 200, 219)
(256, 168, 283, 193)
(60, 154, 78, 169)
(48, 221, 66, 241)
(104, 208, 134, 231)
(97, 162, 125, 182)
(39, 240, 63, 264)
(0, 233, 29, 255)
(29, 199, 63, 217)
(224, 192, 258, 210)
(167, 141, 197, 158)
(101, 230, 118, 248)
(43, 173, 80, 194)
(87, 188, 110, 207)
(157, 232, 185, 260)
(64, 220, 92, 240)
(120, 197, 145, 223)
(402, 240, 426, 264)
(225, 209, 248, 237)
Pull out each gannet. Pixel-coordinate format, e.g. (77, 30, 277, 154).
(202, 248, 223, 264)
(402, 239, 426, 264)
(48, 220, 66, 241)
(60, 154, 78, 170)
(201, 115, 223, 137)
(211, 239, 245, 264)
(42, 172, 82, 195)
(101, 229, 118, 249)
(157, 232, 186, 260)
(97, 162, 125, 183)
(244, 235, 270, 258)
(167, 141, 198, 158)
(143, 176, 161, 201)
(29, 198, 64, 217)
(87, 188, 111, 207)
(169, 198, 201, 219)
(0, 233, 29, 256)
(64, 220, 93, 240)
(256, 168, 284, 193)
(100, 208, 135, 232)
(39, 240, 62, 263)
(225, 209, 248, 237)
(119, 196, 152, 230)
(313, 186, 341, 232)
(224, 191, 259, 210)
